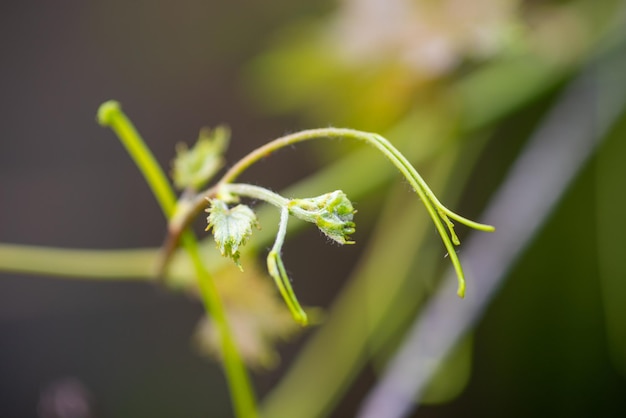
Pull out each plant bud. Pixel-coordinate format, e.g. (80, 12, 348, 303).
(288, 190, 356, 244)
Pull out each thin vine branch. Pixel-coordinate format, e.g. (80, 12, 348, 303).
(162, 128, 494, 298)
(267, 207, 308, 325)
(97, 101, 258, 418)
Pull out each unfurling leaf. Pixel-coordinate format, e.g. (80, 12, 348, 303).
(206, 199, 257, 270)
(172, 126, 230, 190)
(288, 190, 356, 244)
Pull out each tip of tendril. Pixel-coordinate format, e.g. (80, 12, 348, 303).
(457, 282, 466, 299)
(96, 100, 121, 127)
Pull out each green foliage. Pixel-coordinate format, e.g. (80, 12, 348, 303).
(172, 126, 230, 190)
(206, 199, 258, 270)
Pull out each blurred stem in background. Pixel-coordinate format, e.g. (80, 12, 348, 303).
(595, 37, 626, 378)
(597, 116, 626, 376)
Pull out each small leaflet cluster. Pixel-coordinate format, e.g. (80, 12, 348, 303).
(171, 126, 229, 190)
(289, 190, 356, 245)
(205, 189, 358, 326)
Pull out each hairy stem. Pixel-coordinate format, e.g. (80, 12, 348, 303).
(220, 183, 289, 208)
(196, 128, 493, 297)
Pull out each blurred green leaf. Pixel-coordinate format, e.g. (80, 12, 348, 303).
(172, 126, 230, 190)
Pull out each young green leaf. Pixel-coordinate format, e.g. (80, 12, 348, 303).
(172, 126, 230, 190)
(206, 199, 257, 270)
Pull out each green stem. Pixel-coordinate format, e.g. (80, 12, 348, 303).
(267, 208, 308, 325)
(215, 128, 493, 297)
(161, 129, 460, 279)
(220, 183, 289, 208)
(97, 101, 257, 418)
(0, 244, 157, 280)
(97, 101, 176, 217)
(216, 183, 314, 324)
(181, 230, 259, 416)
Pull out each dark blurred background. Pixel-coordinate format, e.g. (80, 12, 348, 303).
(1, 1, 626, 417)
